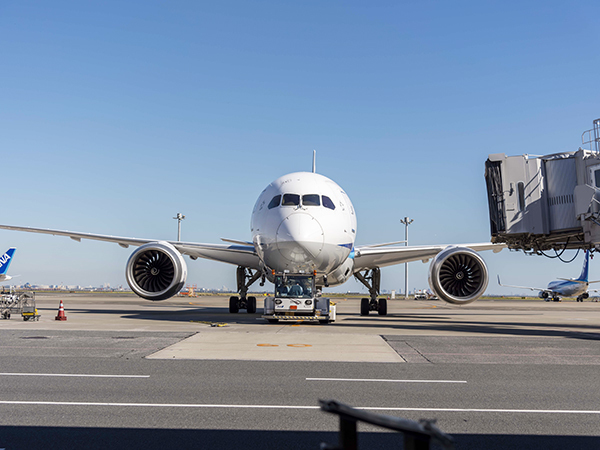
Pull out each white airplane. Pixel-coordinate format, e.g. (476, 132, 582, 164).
(497, 250, 598, 302)
(0, 162, 504, 315)
(0, 248, 16, 282)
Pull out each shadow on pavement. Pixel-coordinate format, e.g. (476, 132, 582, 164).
(1, 426, 600, 449)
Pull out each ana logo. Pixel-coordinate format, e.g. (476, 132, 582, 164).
(0, 254, 10, 265)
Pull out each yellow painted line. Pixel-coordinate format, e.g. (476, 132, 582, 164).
(287, 344, 312, 348)
(257, 344, 278, 347)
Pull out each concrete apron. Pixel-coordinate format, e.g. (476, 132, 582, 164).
(147, 331, 403, 363)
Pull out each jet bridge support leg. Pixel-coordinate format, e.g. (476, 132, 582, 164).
(229, 266, 262, 314)
(354, 268, 387, 316)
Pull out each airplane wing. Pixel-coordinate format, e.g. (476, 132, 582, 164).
(0, 224, 261, 269)
(496, 275, 548, 292)
(353, 242, 505, 272)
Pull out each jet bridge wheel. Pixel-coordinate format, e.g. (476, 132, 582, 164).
(247, 296, 257, 314)
(360, 298, 369, 316)
(229, 296, 239, 313)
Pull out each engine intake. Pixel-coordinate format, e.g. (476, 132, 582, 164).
(126, 242, 187, 301)
(428, 246, 489, 305)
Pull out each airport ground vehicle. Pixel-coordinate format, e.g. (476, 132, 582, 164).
(262, 272, 336, 323)
(414, 290, 428, 300)
(1, 291, 38, 321)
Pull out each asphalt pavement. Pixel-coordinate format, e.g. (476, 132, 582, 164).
(1, 293, 600, 449)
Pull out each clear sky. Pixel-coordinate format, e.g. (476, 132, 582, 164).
(1, 1, 599, 295)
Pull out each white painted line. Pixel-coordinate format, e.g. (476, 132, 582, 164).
(1, 400, 600, 415)
(0, 373, 149, 378)
(0, 400, 317, 409)
(306, 378, 467, 384)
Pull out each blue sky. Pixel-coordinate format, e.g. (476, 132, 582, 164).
(1, 1, 599, 294)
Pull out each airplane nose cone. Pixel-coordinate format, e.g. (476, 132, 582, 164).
(276, 213, 324, 264)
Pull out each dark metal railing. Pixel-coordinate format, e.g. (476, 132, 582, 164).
(319, 399, 454, 450)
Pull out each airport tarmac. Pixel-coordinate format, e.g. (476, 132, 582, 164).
(2, 292, 600, 449)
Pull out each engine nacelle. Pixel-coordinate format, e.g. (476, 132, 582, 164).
(428, 246, 489, 305)
(125, 241, 187, 301)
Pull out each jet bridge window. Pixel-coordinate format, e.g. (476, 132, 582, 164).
(594, 169, 600, 188)
(282, 194, 300, 206)
(268, 195, 281, 209)
(517, 182, 525, 211)
(302, 194, 320, 206)
(322, 195, 336, 210)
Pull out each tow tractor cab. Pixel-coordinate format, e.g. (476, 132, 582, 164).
(262, 273, 336, 324)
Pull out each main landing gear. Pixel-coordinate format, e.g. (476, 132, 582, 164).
(229, 266, 262, 314)
(354, 268, 387, 316)
(577, 293, 589, 302)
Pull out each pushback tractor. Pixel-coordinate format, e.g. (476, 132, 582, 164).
(262, 272, 336, 324)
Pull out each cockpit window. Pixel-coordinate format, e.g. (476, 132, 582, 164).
(282, 194, 300, 206)
(322, 195, 335, 210)
(268, 195, 281, 209)
(302, 194, 320, 206)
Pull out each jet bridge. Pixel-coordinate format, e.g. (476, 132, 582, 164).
(485, 119, 600, 252)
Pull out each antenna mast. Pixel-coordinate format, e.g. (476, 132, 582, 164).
(312, 150, 316, 173)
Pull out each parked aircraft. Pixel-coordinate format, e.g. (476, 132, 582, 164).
(0, 248, 16, 282)
(497, 250, 597, 302)
(0, 163, 504, 315)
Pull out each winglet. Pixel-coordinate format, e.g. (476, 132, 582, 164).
(0, 248, 16, 275)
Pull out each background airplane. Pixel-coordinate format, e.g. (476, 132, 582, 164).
(0, 248, 16, 282)
(0, 164, 504, 316)
(498, 250, 597, 302)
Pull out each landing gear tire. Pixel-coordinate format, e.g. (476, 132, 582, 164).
(229, 296, 239, 313)
(247, 296, 257, 314)
(378, 298, 387, 316)
(553, 297, 560, 302)
(360, 298, 369, 316)
(319, 319, 331, 324)
(267, 319, 279, 324)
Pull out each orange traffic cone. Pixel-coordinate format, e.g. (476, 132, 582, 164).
(55, 300, 67, 321)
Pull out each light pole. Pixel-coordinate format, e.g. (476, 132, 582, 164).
(400, 217, 414, 298)
(173, 213, 185, 241)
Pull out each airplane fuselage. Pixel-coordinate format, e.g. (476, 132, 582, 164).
(251, 172, 357, 286)
(545, 280, 588, 298)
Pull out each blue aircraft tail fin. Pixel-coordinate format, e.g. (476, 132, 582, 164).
(0, 248, 16, 275)
(578, 250, 590, 282)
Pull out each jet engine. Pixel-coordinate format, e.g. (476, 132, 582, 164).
(125, 242, 187, 301)
(428, 246, 489, 305)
